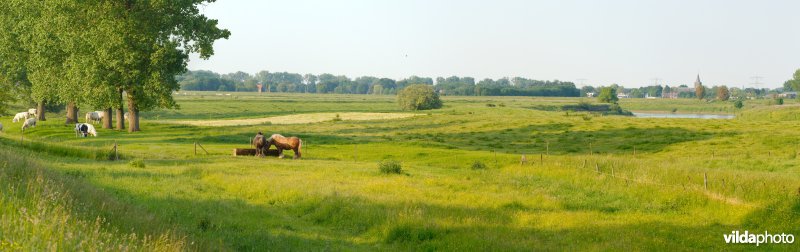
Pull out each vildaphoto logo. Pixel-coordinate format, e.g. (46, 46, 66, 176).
(724, 231, 795, 246)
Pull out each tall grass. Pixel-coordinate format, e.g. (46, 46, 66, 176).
(0, 148, 185, 251)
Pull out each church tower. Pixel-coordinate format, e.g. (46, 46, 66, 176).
(694, 74, 702, 87)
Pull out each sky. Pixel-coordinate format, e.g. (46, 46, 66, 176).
(187, 0, 800, 88)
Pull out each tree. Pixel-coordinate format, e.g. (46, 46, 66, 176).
(95, 1, 230, 132)
(397, 84, 442, 110)
(716, 86, 730, 101)
(597, 87, 618, 103)
(789, 69, 800, 94)
(695, 85, 706, 100)
(734, 100, 744, 109)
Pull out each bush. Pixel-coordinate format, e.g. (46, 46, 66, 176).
(776, 98, 784, 105)
(734, 100, 744, 109)
(397, 84, 442, 110)
(485, 103, 496, 107)
(471, 161, 487, 170)
(129, 159, 145, 168)
(378, 160, 402, 174)
(597, 87, 618, 103)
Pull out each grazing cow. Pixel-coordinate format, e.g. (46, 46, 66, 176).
(252, 132, 268, 157)
(21, 118, 36, 131)
(85, 111, 103, 124)
(12, 112, 30, 123)
(266, 134, 302, 159)
(74, 123, 97, 137)
(28, 108, 37, 116)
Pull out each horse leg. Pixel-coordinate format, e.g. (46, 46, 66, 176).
(293, 148, 300, 159)
(278, 148, 284, 159)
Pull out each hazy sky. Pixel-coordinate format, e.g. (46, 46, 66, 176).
(188, 0, 800, 88)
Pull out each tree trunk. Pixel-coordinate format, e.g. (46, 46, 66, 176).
(36, 101, 45, 121)
(65, 102, 79, 124)
(102, 108, 113, 129)
(127, 92, 140, 132)
(115, 88, 125, 130)
(116, 108, 125, 130)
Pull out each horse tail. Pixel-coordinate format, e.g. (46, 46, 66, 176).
(297, 139, 303, 158)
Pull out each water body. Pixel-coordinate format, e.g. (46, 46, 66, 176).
(632, 112, 735, 119)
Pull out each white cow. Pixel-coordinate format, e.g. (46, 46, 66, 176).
(12, 112, 30, 123)
(21, 118, 36, 131)
(85, 111, 104, 124)
(28, 108, 37, 116)
(74, 123, 97, 137)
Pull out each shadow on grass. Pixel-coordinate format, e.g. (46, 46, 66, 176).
(401, 123, 727, 155)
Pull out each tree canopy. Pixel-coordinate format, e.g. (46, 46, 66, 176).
(397, 84, 443, 111)
(0, 0, 229, 131)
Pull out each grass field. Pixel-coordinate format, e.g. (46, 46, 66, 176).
(2, 93, 800, 250)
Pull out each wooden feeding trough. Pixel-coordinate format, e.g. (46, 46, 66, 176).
(233, 148, 280, 157)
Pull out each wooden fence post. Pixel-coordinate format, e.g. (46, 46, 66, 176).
(194, 141, 197, 156)
(494, 151, 498, 168)
(595, 163, 600, 173)
(589, 143, 593, 156)
(704, 172, 708, 190)
(114, 140, 118, 160)
(546, 141, 549, 156)
(539, 154, 543, 166)
(582, 159, 586, 168)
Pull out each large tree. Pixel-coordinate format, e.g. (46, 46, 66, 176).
(716, 86, 730, 101)
(93, 0, 230, 132)
(695, 85, 706, 100)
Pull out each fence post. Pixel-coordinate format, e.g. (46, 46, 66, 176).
(354, 144, 357, 162)
(595, 163, 599, 173)
(589, 143, 593, 156)
(704, 172, 708, 190)
(540, 154, 543, 166)
(114, 140, 118, 160)
(611, 164, 615, 176)
(546, 141, 549, 156)
(582, 159, 586, 168)
(494, 151, 498, 168)
(194, 141, 197, 156)
(633, 146, 636, 157)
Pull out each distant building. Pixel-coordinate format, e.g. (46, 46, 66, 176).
(586, 92, 596, 98)
(617, 93, 629, 99)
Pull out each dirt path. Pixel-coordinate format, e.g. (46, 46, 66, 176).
(163, 112, 420, 127)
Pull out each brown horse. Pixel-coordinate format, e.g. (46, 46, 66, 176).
(252, 132, 268, 157)
(266, 134, 302, 159)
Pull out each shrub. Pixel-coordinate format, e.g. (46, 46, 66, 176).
(397, 84, 442, 110)
(331, 113, 342, 122)
(597, 87, 618, 103)
(485, 103, 496, 107)
(471, 161, 487, 170)
(734, 100, 744, 109)
(378, 160, 402, 174)
(129, 159, 145, 168)
(776, 98, 784, 105)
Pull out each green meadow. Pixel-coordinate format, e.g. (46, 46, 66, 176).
(2, 93, 799, 250)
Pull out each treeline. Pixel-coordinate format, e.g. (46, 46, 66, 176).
(178, 70, 581, 97)
(0, 1, 229, 132)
